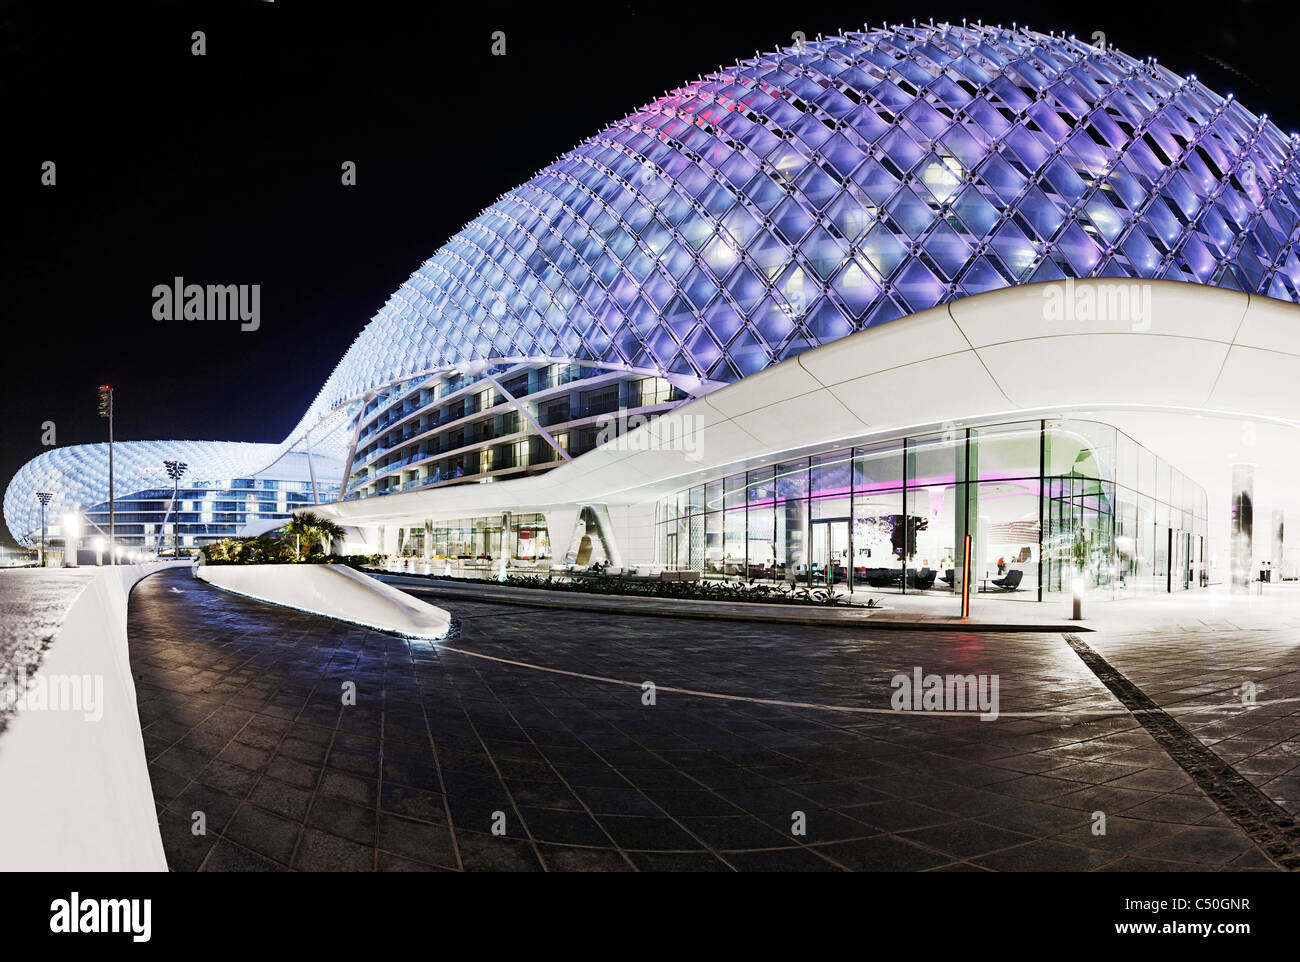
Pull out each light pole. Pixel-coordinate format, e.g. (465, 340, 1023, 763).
(163, 460, 188, 558)
(36, 492, 52, 567)
(98, 385, 115, 563)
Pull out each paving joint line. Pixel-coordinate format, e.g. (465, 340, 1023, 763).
(1062, 632, 1300, 871)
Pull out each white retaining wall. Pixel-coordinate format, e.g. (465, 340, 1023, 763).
(0, 563, 181, 871)
(196, 563, 452, 639)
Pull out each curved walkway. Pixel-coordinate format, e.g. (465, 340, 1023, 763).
(127, 568, 1281, 871)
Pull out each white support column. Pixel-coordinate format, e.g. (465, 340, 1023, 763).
(543, 508, 581, 564)
(1271, 509, 1284, 581)
(585, 503, 624, 568)
(304, 430, 321, 505)
(1230, 463, 1254, 593)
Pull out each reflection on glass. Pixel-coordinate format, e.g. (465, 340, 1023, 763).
(705, 510, 723, 575)
(853, 491, 904, 590)
(653, 417, 1207, 602)
(853, 442, 904, 491)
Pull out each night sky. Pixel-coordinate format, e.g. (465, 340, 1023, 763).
(2, 0, 1295, 546)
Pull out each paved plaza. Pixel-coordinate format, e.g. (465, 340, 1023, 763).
(127, 569, 1300, 871)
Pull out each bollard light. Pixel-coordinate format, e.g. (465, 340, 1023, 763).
(1071, 577, 1085, 620)
(92, 536, 105, 566)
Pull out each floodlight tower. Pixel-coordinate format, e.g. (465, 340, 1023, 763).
(163, 460, 189, 558)
(35, 491, 53, 567)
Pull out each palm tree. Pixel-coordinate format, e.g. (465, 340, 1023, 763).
(284, 511, 345, 559)
(311, 515, 345, 556)
(282, 514, 313, 560)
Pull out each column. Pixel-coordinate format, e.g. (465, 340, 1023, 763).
(781, 499, 805, 584)
(543, 508, 581, 564)
(1230, 463, 1254, 592)
(584, 503, 624, 568)
(1271, 509, 1284, 581)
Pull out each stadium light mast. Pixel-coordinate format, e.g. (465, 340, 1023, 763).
(98, 384, 115, 564)
(36, 491, 53, 567)
(163, 460, 188, 558)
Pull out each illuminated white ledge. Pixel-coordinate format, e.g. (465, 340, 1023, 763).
(195, 563, 453, 640)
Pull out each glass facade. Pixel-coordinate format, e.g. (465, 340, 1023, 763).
(344, 363, 685, 500)
(390, 513, 550, 564)
(4, 443, 340, 550)
(84, 477, 333, 550)
(657, 419, 1208, 601)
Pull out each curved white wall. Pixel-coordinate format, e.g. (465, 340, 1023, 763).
(195, 563, 452, 639)
(308, 280, 1300, 580)
(0, 564, 180, 872)
(316, 279, 1300, 519)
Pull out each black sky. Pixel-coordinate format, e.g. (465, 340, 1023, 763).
(2, 0, 1296, 546)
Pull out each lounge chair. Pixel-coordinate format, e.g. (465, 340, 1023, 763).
(991, 569, 1023, 591)
(865, 567, 897, 588)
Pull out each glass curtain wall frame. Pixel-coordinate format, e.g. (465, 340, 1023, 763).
(1038, 419, 1207, 601)
(653, 417, 1206, 601)
(420, 514, 551, 562)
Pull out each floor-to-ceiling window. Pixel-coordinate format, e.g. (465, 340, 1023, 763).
(654, 417, 1207, 602)
(412, 514, 551, 563)
(703, 479, 723, 575)
(810, 451, 853, 588)
(723, 474, 746, 577)
(972, 421, 1043, 599)
(853, 440, 906, 590)
(906, 430, 968, 595)
(746, 467, 777, 580)
(774, 458, 808, 583)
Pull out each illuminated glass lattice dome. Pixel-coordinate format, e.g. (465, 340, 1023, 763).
(295, 19, 1300, 434)
(3, 442, 338, 548)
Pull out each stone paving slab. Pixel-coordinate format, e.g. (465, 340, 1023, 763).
(1084, 625, 1300, 828)
(126, 568, 1275, 871)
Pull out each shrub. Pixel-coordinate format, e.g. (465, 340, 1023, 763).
(199, 536, 297, 565)
(389, 569, 877, 607)
(329, 554, 383, 569)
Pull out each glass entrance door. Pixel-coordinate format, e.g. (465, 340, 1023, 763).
(810, 519, 850, 590)
(1043, 475, 1115, 595)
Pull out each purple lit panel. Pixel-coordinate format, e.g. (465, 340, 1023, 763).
(287, 22, 1300, 446)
